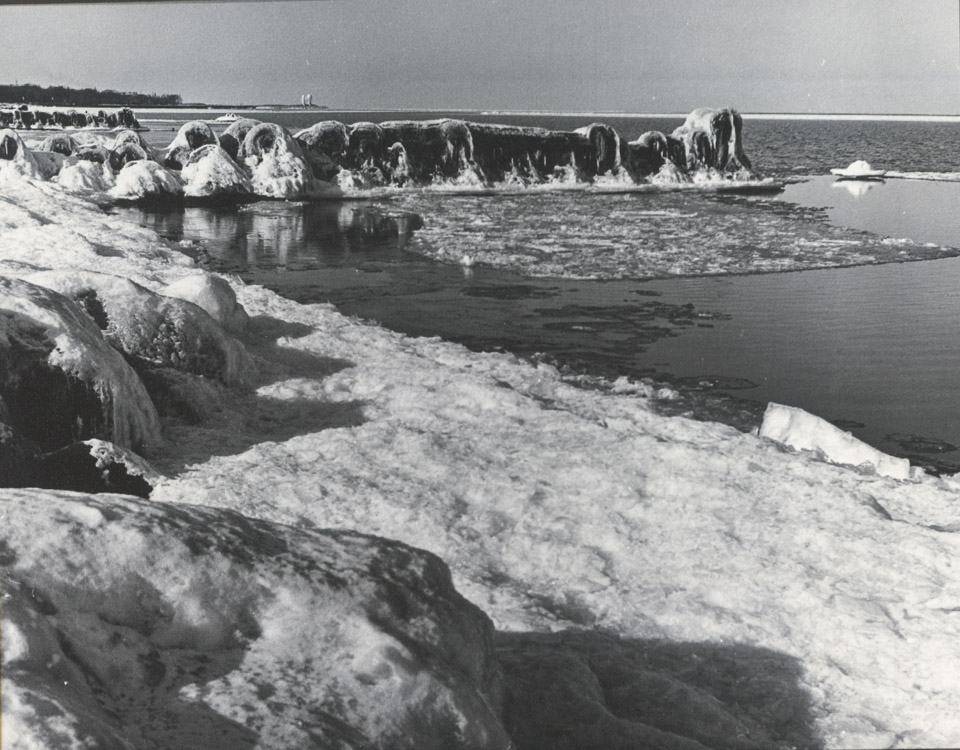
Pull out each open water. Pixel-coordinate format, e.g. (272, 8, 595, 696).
(118, 110, 960, 472)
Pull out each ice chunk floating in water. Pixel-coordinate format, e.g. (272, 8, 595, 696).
(830, 160, 886, 180)
(759, 402, 911, 479)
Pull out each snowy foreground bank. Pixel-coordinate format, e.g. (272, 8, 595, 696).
(4, 170, 960, 749)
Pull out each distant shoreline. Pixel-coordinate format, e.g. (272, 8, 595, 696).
(133, 107, 960, 123)
(5, 101, 957, 123)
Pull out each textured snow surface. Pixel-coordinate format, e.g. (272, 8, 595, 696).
(151, 286, 960, 747)
(4, 172, 960, 747)
(0, 490, 509, 750)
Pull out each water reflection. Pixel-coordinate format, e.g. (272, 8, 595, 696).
(781, 175, 960, 248)
(831, 179, 881, 198)
(110, 201, 424, 271)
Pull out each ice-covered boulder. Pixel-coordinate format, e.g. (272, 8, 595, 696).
(163, 120, 219, 171)
(55, 158, 117, 194)
(24, 270, 258, 387)
(108, 141, 150, 172)
(108, 160, 183, 202)
(1, 489, 511, 750)
(112, 129, 160, 161)
(294, 119, 349, 180)
(759, 402, 911, 479)
(38, 133, 79, 156)
(161, 272, 249, 334)
(672, 107, 754, 175)
(179, 144, 254, 199)
(217, 117, 261, 161)
(0, 128, 41, 180)
(0, 277, 162, 454)
(239, 122, 328, 198)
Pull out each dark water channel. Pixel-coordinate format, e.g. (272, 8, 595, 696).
(112, 176, 960, 474)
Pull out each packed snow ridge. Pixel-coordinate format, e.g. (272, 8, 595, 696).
(4, 125, 960, 749)
(0, 106, 775, 204)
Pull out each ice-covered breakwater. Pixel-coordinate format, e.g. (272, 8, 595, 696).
(0, 106, 769, 204)
(0, 104, 141, 131)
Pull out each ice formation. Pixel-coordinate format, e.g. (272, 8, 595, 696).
(4, 108, 771, 206)
(23, 269, 258, 387)
(178, 144, 253, 199)
(0, 276, 162, 453)
(162, 273, 250, 334)
(759, 402, 912, 479)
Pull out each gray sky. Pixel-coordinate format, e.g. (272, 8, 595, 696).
(1, 0, 958, 113)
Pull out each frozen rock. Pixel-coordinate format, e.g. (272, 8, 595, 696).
(28, 438, 163, 497)
(240, 122, 329, 199)
(161, 273, 250, 334)
(294, 119, 349, 180)
(0, 128, 41, 180)
(55, 159, 117, 194)
(38, 133, 79, 156)
(0, 277, 162, 454)
(162, 120, 219, 171)
(759, 402, 910, 479)
(672, 108, 754, 175)
(217, 117, 261, 161)
(107, 142, 150, 172)
(108, 160, 183, 202)
(179, 144, 253, 199)
(1, 489, 511, 750)
(24, 270, 258, 387)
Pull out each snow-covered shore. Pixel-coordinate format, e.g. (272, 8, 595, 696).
(4, 155, 960, 748)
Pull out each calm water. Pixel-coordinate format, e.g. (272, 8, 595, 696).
(120, 112, 960, 472)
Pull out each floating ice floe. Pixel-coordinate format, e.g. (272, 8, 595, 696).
(759, 402, 911, 479)
(830, 160, 887, 180)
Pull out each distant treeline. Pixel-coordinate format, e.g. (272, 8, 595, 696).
(0, 83, 182, 108)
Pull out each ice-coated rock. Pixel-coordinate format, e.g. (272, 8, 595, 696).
(108, 160, 183, 202)
(217, 117, 261, 161)
(0, 128, 41, 180)
(163, 120, 219, 171)
(24, 270, 258, 387)
(0, 277, 162, 454)
(161, 272, 249, 334)
(1, 489, 511, 750)
(239, 122, 326, 198)
(38, 133, 78, 156)
(759, 402, 911, 479)
(672, 107, 754, 175)
(55, 159, 117, 194)
(294, 119, 350, 180)
(179, 144, 253, 199)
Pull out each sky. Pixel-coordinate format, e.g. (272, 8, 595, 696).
(0, 0, 958, 114)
